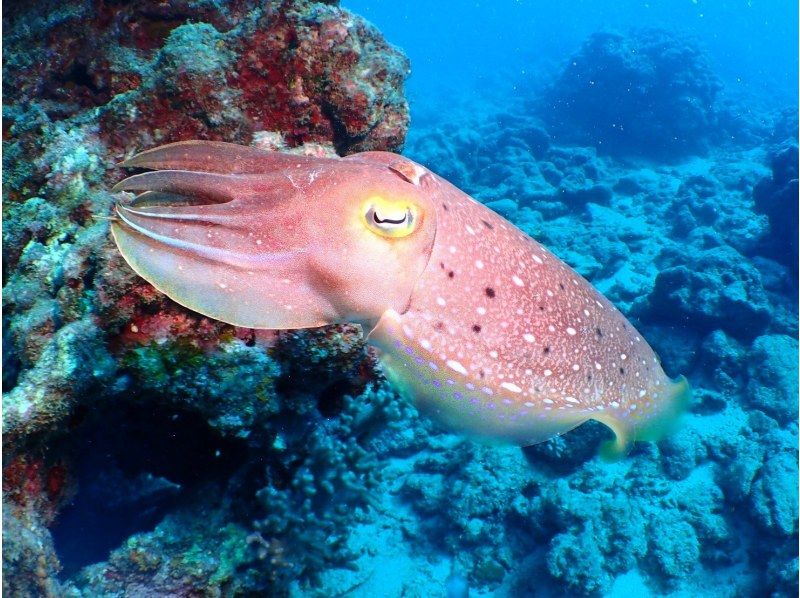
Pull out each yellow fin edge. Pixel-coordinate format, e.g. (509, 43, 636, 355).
(597, 375, 692, 462)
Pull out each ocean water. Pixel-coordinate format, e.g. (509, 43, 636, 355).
(348, 0, 798, 109)
(2, 1, 798, 597)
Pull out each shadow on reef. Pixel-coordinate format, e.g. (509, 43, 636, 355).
(521, 420, 612, 476)
(50, 399, 249, 578)
(753, 141, 800, 273)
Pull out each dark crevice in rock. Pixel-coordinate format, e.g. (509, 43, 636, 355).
(50, 396, 249, 578)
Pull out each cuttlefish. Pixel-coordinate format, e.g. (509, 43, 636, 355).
(111, 140, 689, 458)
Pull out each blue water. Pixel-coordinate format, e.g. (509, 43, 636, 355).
(346, 0, 798, 109)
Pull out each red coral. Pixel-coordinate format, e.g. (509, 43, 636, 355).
(5, 1, 409, 157)
(3, 457, 71, 523)
(233, 7, 409, 153)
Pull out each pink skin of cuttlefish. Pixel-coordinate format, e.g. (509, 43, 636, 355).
(110, 140, 689, 458)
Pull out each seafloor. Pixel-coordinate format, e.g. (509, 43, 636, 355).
(2, 1, 797, 597)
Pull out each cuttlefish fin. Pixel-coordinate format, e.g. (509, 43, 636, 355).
(120, 140, 325, 174)
(596, 375, 692, 461)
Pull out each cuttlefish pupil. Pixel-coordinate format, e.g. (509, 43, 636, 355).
(110, 140, 690, 460)
(372, 210, 408, 225)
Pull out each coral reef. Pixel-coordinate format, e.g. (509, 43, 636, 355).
(2, 0, 409, 162)
(746, 335, 799, 425)
(3, 8, 796, 598)
(540, 29, 723, 160)
(647, 244, 773, 340)
(400, 35, 796, 592)
(2, 0, 412, 449)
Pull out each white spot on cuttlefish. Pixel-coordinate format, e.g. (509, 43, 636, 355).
(447, 360, 468, 376)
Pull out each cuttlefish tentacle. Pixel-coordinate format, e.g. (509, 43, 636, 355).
(114, 204, 301, 271)
(110, 141, 689, 458)
(118, 204, 229, 224)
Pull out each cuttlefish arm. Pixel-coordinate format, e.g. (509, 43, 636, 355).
(118, 139, 322, 173)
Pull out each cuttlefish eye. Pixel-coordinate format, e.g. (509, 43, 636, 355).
(363, 196, 419, 238)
